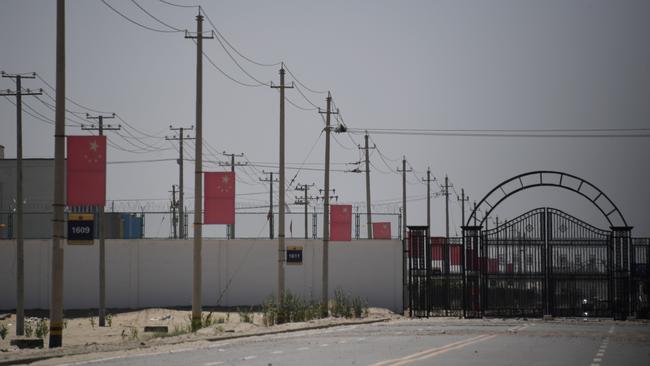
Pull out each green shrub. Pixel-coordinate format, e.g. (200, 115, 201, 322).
(24, 321, 34, 337)
(262, 291, 325, 326)
(0, 324, 8, 340)
(35, 318, 49, 339)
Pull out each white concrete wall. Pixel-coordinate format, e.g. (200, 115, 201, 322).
(0, 239, 403, 312)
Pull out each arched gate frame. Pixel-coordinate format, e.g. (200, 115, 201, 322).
(460, 171, 635, 319)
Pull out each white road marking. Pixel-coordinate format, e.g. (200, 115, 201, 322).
(358, 337, 366, 341)
(204, 362, 224, 366)
(320, 343, 329, 347)
(590, 363, 600, 366)
(608, 325, 615, 334)
(271, 350, 284, 354)
(594, 358, 602, 362)
(338, 340, 347, 344)
(297, 346, 310, 351)
(242, 355, 257, 360)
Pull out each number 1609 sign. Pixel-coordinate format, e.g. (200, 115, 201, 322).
(68, 213, 94, 245)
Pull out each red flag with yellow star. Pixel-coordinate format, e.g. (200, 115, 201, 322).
(372, 222, 391, 239)
(204, 172, 235, 224)
(66, 135, 107, 206)
(330, 204, 352, 241)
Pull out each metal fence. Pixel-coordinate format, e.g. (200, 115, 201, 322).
(0, 210, 402, 240)
(407, 208, 650, 319)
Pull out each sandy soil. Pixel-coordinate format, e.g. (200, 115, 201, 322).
(0, 307, 398, 357)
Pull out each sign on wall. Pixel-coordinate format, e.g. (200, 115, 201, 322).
(286, 245, 303, 265)
(68, 213, 94, 245)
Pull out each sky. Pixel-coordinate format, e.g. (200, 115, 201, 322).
(1, 0, 649, 237)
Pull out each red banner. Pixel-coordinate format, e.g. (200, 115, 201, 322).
(330, 204, 352, 241)
(204, 172, 235, 224)
(450, 245, 462, 265)
(488, 258, 499, 273)
(66, 135, 106, 206)
(431, 237, 445, 260)
(372, 222, 391, 239)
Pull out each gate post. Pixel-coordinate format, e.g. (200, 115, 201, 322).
(462, 225, 482, 318)
(611, 226, 634, 320)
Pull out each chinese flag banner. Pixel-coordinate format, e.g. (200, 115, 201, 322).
(431, 237, 445, 260)
(372, 222, 391, 239)
(66, 135, 107, 206)
(450, 245, 462, 265)
(204, 172, 235, 224)
(330, 204, 352, 241)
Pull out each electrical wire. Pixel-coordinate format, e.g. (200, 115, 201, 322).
(202, 8, 281, 68)
(348, 127, 650, 138)
(130, 0, 186, 32)
(100, 0, 181, 33)
(157, 0, 199, 9)
(284, 64, 328, 94)
(197, 39, 263, 88)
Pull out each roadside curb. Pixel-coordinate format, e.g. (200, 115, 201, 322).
(0, 317, 390, 365)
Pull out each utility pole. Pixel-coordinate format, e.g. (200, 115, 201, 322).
(318, 92, 338, 315)
(270, 64, 293, 304)
(473, 201, 478, 226)
(397, 157, 412, 313)
(359, 132, 375, 239)
(170, 185, 178, 239)
(219, 151, 246, 239)
(442, 175, 453, 241)
(294, 183, 315, 240)
(49, 0, 65, 348)
(1, 71, 41, 336)
(185, 8, 213, 331)
(83, 112, 119, 328)
(457, 188, 469, 228)
(421, 167, 434, 235)
(260, 171, 279, 239)
(166, 125, 194, 239)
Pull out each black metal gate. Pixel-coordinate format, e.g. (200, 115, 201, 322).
(481, 208, 612, 317)
(407, 208, 650, 319)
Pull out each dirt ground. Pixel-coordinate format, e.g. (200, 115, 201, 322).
(0, 307, 398, 354)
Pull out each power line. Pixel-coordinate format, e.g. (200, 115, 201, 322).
(100, 0, 181, 33)
(157, 0, 199, 9)
(348, 127, 650, 138)
(284, 64, 327, 94)
(130, 0, 186, 32)
(201, 8, 281, 68)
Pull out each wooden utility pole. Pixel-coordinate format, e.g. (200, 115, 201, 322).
(270, 65, 293, 302)
(166, 125, 194, 239)
(457, 188, 469, 228)
(83, 113, 119, 328)
(318, 92, 338, 315)
(1, 71, 41, 336)
(260, 171, 279, 239)
(295, 183, 315, 239)
(170, 185, 178, 238)
(49, 0, 65, 348)
(421, 167, 434, 236)
(361, 132, 375, 239)
(397, 157, 412, 312)
(185, 9, 213, 331)
(219, 151, 246, 239)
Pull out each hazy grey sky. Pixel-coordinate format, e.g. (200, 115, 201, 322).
(1, 0, 649, 236)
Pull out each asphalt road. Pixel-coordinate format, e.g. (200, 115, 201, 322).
(48, 318, 650, 366)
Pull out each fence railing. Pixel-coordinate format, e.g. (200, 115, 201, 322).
(0, 210, 402, 240)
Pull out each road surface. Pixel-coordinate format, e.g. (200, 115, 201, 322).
(46, 318, 650, 366)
